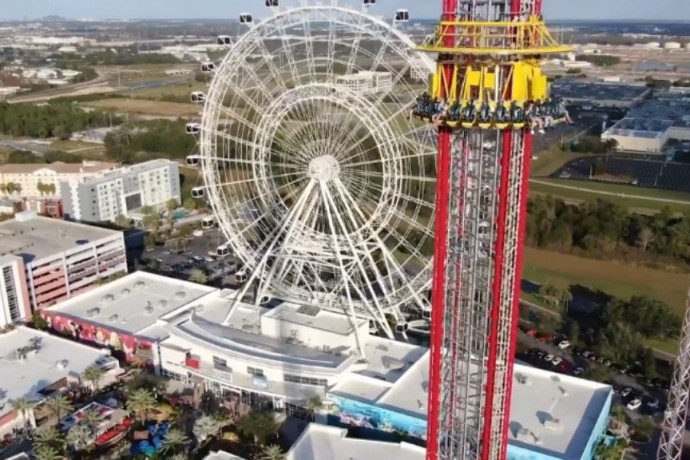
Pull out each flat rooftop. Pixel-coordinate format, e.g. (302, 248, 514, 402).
(287, 424, 424, 460)
(0, 161, 116, 175)
(332, 352, 611, 458)
(0, 211, 122, 263)
(0, 326, 112, 410)
(552, 81, 649, 105)
(47, 271, 215, 337)
(263, 300, 367, 336)
(605, 118, 673, 138)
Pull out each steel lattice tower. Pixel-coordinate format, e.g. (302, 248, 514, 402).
(415, 1, 570, 458)
(657, 288, 690, 460)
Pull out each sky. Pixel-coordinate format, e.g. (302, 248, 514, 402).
(1, 0, 688, 21)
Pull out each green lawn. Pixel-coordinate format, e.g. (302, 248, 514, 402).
(119, 81, 206, 100)
(522, 247, 690, 315)
(529, 179, 690, 214)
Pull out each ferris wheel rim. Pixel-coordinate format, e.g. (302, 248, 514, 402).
(197, 1, 436, 321)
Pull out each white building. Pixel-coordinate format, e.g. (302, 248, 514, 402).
(0, 326, 122, 434)
(0, 161, 117, 199)
(61, 159, 181, 223)
(335, 71, 393, 94)
(0, 255, 31, 327)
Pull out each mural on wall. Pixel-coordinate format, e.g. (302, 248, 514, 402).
(327, 394, 427, 441)
(41, 311, 153, 363)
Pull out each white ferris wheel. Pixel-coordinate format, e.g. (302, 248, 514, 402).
(186, 0, 436, 340)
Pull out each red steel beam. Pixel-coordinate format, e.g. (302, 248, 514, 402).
(426, 1, 457, 460)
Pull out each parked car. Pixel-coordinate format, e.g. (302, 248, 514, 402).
(620, 387, 634, 398)
(545, 354, 554, 362)
(627, 399, 642, 411)
(646, 398, 659, 409)
(573, 367, 584, 376)
(557, 340, 571, 350)
(551, 357, 563, 366)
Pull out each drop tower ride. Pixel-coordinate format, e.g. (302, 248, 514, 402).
(414, 1, 570, 459)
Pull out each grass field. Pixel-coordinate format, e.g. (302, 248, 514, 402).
(119, 81, 205, 100)
(523, 247, 689, 314)
(83, 98, 198, 117)
(529, 178, 690, 214)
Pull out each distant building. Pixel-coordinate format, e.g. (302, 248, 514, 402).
(0, 161, 117, 199)
(336, 71, 393, 94)
(0, 255, 31, 327)
(61, 159, 181, 223)
(0, 210, 127, 310)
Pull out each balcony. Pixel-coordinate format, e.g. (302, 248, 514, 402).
(180, 359, 326, 400)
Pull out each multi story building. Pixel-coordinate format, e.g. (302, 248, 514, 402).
(0, 161, 117, 199)
(0, 255, 31, 327)
(0, 210, 127, 310)
(335, 71, 393, 94)
(61, 159, 181, 223)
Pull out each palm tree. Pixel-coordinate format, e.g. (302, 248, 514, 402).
(44, 395, 73, 422)
(81, 365, 105, 391)
(159, 428, 189, 455)
(33, 445, 63, 460)
(80, 409, 102, 436)
(114, 214, 130, 229)
(11, 397, 32, 426)
(126, 388, 157, 423)
(34, 426, 66, 452)
(193, 415, 220, 442)
(0, 183, 7, 195)
(66, 424, 92, 452)
(188, 268, 208, 284)
(305, 395, 323, 421)
(236, 411, 279, 445)
(260, 444, 285, 460)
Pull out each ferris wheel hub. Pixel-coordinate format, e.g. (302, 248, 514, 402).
(308, 155, 340, 182)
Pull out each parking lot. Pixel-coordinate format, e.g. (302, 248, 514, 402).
(553, 155, 690, 193)
(517, 328, 669, 423)
(139, 229, 245, 287)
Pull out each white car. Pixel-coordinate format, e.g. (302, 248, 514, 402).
(557, 340, 571, 350)
(551, 357, 563, 366)
(627, 399, 642, 411)
(620, 387, 633, 398)
(544, 354, 554, 362)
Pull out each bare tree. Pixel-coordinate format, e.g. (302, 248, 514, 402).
(637, 227, 654, 252)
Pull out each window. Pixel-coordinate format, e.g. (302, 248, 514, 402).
(284, 374, 327, 387)
(247, 366, 264, 377)
(213, 356, 228, 368)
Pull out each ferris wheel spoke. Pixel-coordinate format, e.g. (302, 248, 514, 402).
(369, 61, 412, 111)
(320, 182, 392, 341)
(245, 27, 290, 94)
(273, 15, 303, 87)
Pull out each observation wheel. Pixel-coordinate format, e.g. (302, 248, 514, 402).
(189, 0, 435, 339)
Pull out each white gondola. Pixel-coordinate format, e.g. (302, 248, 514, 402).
(200, 62, 216, 73)
(185, 123, 201, 134)
(265, 0, 279, 6)
(217, 35, 232, 46)
(235, 270, 248, 283)
(186, 155, 200, 167)
(216, 245, 230, 257)
(363, 0, 376, 4)
(239, 13, 253, 24)
(201, 216, 215, 229)
(395, 321, 408, 333)
(394, 9, 410, 22)
(191, 187, 205, 198)
(190, 91, 206, 103)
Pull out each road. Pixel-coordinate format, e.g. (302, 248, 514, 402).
(0, 138, 54, 156)
(530, 179, 690, 206)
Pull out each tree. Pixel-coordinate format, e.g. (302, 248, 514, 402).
(33, 446, 63, 460)
(193, 415, 221, 442)
(32, 311, 48, 330)
(165, 199, 179, 212)
(81, 365, 105, 391)
(632, 416, 655, 441)
(637, 226, 654, 251)
(237, 411, 279, 445)
(643, 347, 656, 378)
(125, 370, 166, 395)
(126, 388, 157, 423)
(80, 409, 102, 436)
(565, 320, 580, 345)
(0, 183, 7, 195)
(188, 268, 208, 284)
(34, 427, 66, 453)
(115, 214, 130, 229)
(159, 428, 189, 455)
(66, 423, 92, 452)
(305, 395, 323, 421)
(610, 403, 627, 425)
(144, 233, 156, 251)
(44, 395, 73, 422)
(142, 213, 160, 231)
(583, 365, 611, 383)
(11, 397, 32, 425)
(260, 444, 286, 460)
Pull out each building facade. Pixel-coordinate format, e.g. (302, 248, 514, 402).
(0, 255, 31, 327)
(0, 211, 128, 311)
(0, 161, 116, 199)
(61, 159, 181, 223)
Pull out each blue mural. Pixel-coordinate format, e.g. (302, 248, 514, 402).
(327, 394, 427, 441)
